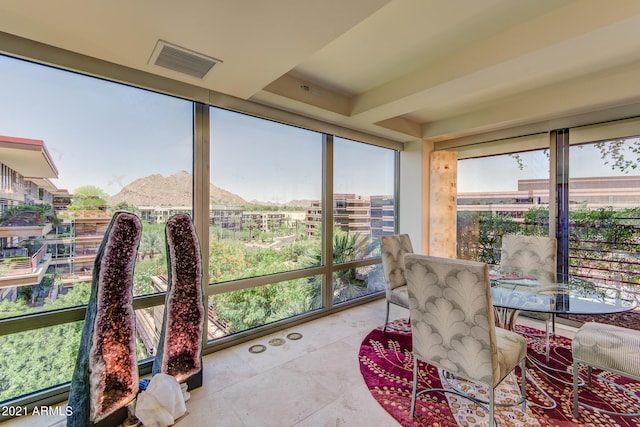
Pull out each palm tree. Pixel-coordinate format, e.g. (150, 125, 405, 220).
(139, 228, 163, 259)
(308, 228, 377, 305)
(245, 219, 258, 241)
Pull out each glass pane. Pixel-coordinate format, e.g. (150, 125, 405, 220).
(0, 281, 90, 320)
(209, 108, 322, 283)
(332, 138, 396, 262)
(0, 55, 192, 320)
(457, 150, 550, 264)
(135, 305, 164, 362)
(0, 306, 163, 403)
(332, 263, 384, 305)
(207, 276, 322, 339)
(0, 321, 82, 403)
(568, 138, 640, 288)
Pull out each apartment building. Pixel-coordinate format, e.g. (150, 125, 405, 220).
(458, 176, 640, 220)
(0, 136, 116, 301)
(306, 194, 396, 239)
(0, 136, 59, 293)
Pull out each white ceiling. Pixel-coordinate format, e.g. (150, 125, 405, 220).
(2, 0, 640, 144)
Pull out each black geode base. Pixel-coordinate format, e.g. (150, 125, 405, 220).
(90, 406, 129, 427)
(186, 370, 203, 391)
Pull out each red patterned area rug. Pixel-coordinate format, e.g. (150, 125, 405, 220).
(359, 319, 640, 426)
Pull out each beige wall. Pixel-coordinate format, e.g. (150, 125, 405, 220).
(399, 139, 430, 253)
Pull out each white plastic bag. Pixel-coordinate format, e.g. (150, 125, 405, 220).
(135, 374, 186, 427)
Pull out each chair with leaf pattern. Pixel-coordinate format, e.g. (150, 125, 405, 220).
(500, 234, 557, 359)
(404, 254, 527, 425)
(380, 234, 413, 333)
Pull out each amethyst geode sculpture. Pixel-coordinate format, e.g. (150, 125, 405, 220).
(152, 213, 204, 389)
(67, 212, 142, 427)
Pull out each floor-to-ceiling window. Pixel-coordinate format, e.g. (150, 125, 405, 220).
(454, 128, 640, 293)
(331, 137, 396, 304)
(567, 136, 640, 287)
(204, 113, 399, 339)
(0, 54, 192, 406)
(456, 144, 550, 264)
(0, 52, 400, 412)
(207, 108, 324, 338)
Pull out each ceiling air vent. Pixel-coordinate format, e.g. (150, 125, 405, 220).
(149, 40, 222, 79)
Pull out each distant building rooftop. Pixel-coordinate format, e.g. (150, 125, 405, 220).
(0, 135, 59, 178)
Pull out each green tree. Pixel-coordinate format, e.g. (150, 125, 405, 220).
(477, 213, 518, 264)
(522, 207, 550, 236)
(43, 282, 91, 310)
(212, 278, 317, 333)
(244, 219, 259, 241)
(70, 185, 109, 210)
(0, 298, 29, 319)
(593, 138, 640, 173)
(307, 229, 374, 305)
(0, 321, 82, 402)
(133, 257, 166, 295)
(208, 230, 320, 332)
(139, 224, 164, 259)
(569, 207, 639, 286)
(112, 201, 140, 215)
(209, 237, 247, 283)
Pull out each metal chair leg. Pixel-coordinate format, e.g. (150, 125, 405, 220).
(410, 357, 418, 417)
(573, 359, 580, 418)
(383, 300, 390, 333)
(545, 317, 551, 362)
(520, 358, 527, 413)
(489, 385, 495, 427)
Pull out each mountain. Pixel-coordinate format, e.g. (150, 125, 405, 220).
(108, 170, 247, 207)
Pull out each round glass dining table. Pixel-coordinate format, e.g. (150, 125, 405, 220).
(490, 272, 638, 330)
(490, 272, 639, 410)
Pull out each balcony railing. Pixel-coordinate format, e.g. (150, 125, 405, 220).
(0, 243, 48, 276)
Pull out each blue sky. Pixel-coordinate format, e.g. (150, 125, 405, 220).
(1, 54, 395, 202)
(458, 144, 636, 193)
(210, 108, 395, 201)
(0, 55, 192, 196)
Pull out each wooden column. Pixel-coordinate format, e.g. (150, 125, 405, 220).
(429, 151, 457, 258)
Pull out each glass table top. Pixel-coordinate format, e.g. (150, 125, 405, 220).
(490, 273, 639, 315)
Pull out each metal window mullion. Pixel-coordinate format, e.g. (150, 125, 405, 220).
(323, 134, 334, 311)
(193, 102, 210, 354)
(395, 150, 400, 233)
(0, 293, 166, 337)
(204, 266, 328, 296)
(555, 129, 570, 278)
(549, 131, 557, 240)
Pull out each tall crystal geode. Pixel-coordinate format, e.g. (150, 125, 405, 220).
(152, 213, 204, 389)
(67, 212, 142, 427)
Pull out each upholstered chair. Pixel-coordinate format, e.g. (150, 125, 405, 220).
(404, 254, 527, 424)
(500, 234, 557, 283)
(500, 234, 557, 358)
(380, 234, 413, 333)
(572, 322, 640, 418)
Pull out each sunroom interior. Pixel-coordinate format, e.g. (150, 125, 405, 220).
(2, 0, 640, 425)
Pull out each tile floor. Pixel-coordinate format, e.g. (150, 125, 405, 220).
(1, 299, 403, 427)
(1, 299, 576, 427)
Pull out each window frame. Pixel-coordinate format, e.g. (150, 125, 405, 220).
(0, 53, 400, 413)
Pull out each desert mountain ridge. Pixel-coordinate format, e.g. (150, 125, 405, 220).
(109, 170, 246, 207)
(108, 170, 313, 208)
